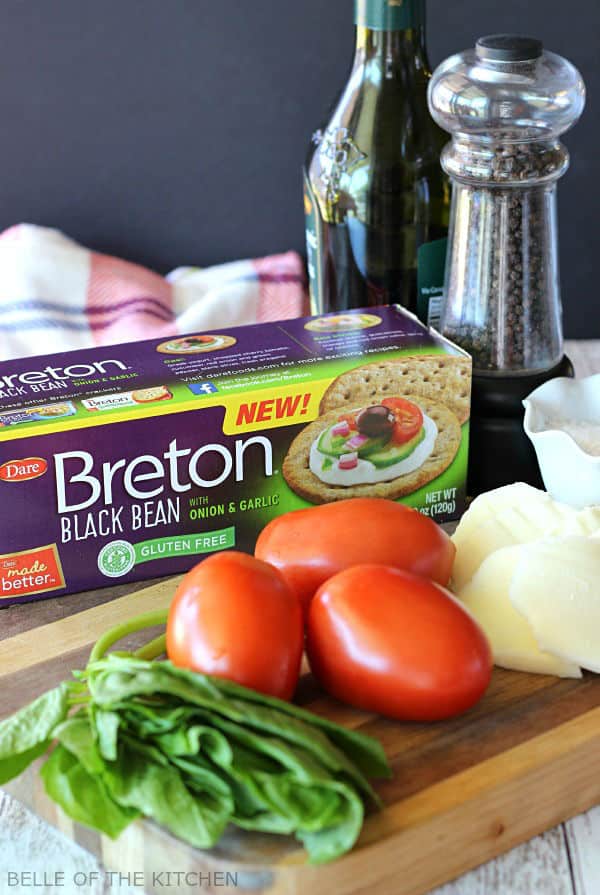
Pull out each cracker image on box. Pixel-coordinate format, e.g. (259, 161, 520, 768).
(283, 396, 461, 503)
(131, 386, 172, 403)
(319, 355, 471, 424)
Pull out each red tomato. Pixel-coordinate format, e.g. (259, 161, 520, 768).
(381, 397, 423, 445)
(166, 551, 303, 700)
(254, 498, 455, 617)
(307, 565, 492, 721)
(337, 412, 358, 431)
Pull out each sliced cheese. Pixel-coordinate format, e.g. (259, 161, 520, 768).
(510, 536, 600, 674)
(458, 545, 582, 678)
(563, 506, 600, 536)
(451, 483, 577, 591)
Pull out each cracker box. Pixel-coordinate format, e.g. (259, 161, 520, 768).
(0, 306, 471, 605)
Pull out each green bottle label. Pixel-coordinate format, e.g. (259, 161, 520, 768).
(304, 172, 325, 314)
(355, 0, 424, 31)
(417, 237, 448, 328)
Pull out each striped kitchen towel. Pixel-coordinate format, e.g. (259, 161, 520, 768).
(0, 224, 308, 361)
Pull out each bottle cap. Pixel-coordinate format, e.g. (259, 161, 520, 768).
(476, 34, 543, 63)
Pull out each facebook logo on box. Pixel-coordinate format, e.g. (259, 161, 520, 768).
(188, 381, 219, 396)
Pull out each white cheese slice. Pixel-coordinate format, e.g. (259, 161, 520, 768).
(458, 545, 582, 679)
(510, 536, 600, 674)
(451, 483, 578, 591)
(563, 506, 600, 536)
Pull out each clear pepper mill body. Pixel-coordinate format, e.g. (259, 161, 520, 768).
(428, 35, 585, 374)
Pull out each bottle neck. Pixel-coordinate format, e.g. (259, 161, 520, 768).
(354, 0, 428, 70)
(355, 0, 425, 32)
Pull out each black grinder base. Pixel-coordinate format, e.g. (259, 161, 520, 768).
(468, 355, 574, 496)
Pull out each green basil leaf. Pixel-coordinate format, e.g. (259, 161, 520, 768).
(93, 709, 120, 761)
(192, 713, 364, 847)
(0, 741, 50, 785)
(119, 703, 191, 736)
(102, 738, 229, 848)
(190, 668, 390, 780)
(169, 754, 235, 813)
(53, 715, 104, 775)
(40, 744, 137, 838)
(87, 658, 385, 802)
(0, 683, 69, 780)
(154, 724, 233, 764)
(297, 785, 364, 865)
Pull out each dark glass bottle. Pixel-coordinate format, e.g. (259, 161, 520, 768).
(304, 0, 449, 323)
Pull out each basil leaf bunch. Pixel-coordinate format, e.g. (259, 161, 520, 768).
(0, 655, 390, 864)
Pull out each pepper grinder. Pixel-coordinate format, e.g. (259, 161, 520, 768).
(428, 35, 586, 494)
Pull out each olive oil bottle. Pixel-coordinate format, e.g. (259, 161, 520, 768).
(304, 0, 449, 323)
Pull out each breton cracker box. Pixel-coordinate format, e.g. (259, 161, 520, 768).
(0, 306, 471, 605)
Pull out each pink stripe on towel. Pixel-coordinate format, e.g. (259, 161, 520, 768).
(253, 252, 308, 323)
(87, 253, 175, 345)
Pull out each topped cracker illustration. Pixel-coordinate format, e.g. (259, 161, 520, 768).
(283, 396, 461, 504)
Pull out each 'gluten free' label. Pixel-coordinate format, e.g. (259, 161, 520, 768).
(0, 544, 66, 600)
(97, 527, 236, 578)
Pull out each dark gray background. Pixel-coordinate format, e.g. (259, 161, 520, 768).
(0, 1, 597, 336)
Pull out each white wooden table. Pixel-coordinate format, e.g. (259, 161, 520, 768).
(1, 341, 599, 895)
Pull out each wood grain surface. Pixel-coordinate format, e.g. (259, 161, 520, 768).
(1, 340, 599, 895)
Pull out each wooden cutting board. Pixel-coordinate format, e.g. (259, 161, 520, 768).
(1, 576, 600, 895)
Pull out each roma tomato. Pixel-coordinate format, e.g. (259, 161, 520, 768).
(307, 564, 492, 721)
(254, 498, 455, 617)
(166, 551, 303, 700)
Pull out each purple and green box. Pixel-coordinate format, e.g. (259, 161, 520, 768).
(0, 306, 470, 605)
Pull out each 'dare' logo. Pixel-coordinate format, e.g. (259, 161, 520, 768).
(0, 457, 48, 483)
